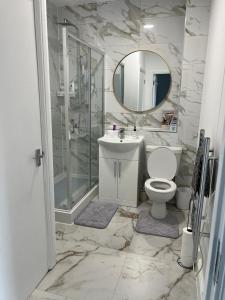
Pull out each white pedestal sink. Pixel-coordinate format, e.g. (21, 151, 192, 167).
(98, 134, 144, 207)
(98, 135, 143, 153)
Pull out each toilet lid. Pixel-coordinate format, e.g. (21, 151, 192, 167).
(147, 147, 177, 180)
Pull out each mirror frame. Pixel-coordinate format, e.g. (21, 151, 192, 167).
(112, 50, 172, 114)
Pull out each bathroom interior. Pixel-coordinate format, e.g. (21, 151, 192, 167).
(2, 0, 225, 299)
(33, 0, 213, 298)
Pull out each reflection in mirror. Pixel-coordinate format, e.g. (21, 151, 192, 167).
(113, 51, 171, 112)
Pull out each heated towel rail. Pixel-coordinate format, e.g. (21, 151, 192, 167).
(191, 130, 218, 263)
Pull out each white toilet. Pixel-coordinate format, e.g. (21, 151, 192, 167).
(145, 146, 182, 219)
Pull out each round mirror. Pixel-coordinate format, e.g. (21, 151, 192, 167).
(113, 50, 171, 112)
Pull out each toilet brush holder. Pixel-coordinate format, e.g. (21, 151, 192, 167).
(140, 188, 147, 202)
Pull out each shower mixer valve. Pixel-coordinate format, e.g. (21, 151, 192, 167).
(70, 119, 79, 133)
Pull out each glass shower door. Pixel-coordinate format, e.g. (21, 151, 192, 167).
(53, 25, 104, 212)
(53, 27, 71, 210)
(67, 35, 91, 208)
(53, 99, 68, 210)
(90, 49, 104, 187)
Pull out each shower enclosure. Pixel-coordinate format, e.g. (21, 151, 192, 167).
(52, 22, 104, 214)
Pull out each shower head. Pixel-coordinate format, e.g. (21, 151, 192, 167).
(56, 18, 76, 29)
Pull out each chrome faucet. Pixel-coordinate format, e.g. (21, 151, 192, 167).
(118, 128, 125, 140)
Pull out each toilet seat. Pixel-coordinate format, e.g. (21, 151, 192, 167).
(147, 147, 177, 180)
(145, 178, 176, 193)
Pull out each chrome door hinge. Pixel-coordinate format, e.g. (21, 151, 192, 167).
(34, 149, 44, 167)
(214, 240, 221, 285)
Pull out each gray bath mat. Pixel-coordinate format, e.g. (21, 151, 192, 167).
(74, 201, 118, 229)
(135, 210, 179, 239)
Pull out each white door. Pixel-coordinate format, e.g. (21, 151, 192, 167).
(118, 160, 138, 207)
(99, 158, 118, 201)
(0, 1, 49, 299)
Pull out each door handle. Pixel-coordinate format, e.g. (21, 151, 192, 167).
(118, 161, 121, 178)
(34, 149, 44, 167)
(114, 161, 117, 177)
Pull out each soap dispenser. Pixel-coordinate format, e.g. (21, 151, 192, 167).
(132, 124, 137, 138)
(110, 124, 117, 137)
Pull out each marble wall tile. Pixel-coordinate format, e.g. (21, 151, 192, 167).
(180, 63, 205, 94)
(63, 1, 142, 48)
(178, 1, 211, 186)
(103, 45, 141, 69)
(78, 23, 99, 46)
(187, 0, 211, 7)
(66, 2, 98, 19)
(185, 6, 210, 36)
(104, 68, 114, 92)
(104, 111, 166, 129)
(140, 130, 179, 146)
(179, 110, 201, 140)
(183, 36, 208, 64)
(104, 92, 130, 114)
(97, 0, 141, 22)
(176, 148, 197, 187)
(97, 23, 141, 48)
(140, 0, 186, 17)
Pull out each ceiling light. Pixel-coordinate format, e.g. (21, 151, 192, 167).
(143, 24, 154, 29)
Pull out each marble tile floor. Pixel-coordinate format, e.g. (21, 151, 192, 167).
(30, 201, 197, 300)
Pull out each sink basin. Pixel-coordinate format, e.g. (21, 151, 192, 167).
(98, 135, 143, 152)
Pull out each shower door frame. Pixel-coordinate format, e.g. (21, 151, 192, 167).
(60, 26, 105, 213)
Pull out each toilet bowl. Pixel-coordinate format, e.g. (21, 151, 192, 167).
(145, 146, 181, 219)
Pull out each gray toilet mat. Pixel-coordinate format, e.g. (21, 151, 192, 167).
(135, 210, 179, 239)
